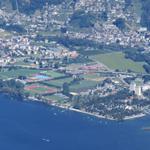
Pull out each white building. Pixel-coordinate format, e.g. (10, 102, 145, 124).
(130, 79, 143, 97)
(130, 82, 136, 92)
(135, 85, 142, 97)
(142, 83, 150, 92)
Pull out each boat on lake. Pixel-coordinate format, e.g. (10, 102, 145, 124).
(141, 127, 150, 131)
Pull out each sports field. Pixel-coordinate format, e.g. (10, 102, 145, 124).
(0, 68, 41, 79)
(25, 84, 57, 95)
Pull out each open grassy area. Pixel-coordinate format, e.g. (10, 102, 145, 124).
(132, 0, 142, 17)
(42, 77, 73, 88)
(32, 87, 48, 92)
(70, 79, 98, 92)
(0, 67, 65, 78)
(0, 68, 41, 79)
(66, 63, 83, 70)
(83, 73, 105, 82)
(0, 30, 12, 38)
(42, 77, 98, 92)
(14, 59, 38, 67)
(90, 52, 145, 73)
(44, 94, 68, 104)
(41, 70, 65, 78)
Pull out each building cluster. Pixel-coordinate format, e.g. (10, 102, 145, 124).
(69, 0, 150, 51)
(75, 0, 106, 13)
(130, 79, 150, 97)
(80, 78, 122, 97)
(0, 0, 150, 52)
(0, 31, 78, 67)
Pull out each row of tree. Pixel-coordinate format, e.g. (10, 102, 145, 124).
(0, 79, 26, 100)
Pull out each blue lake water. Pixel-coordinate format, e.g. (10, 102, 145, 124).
(0, 94, 150, 150)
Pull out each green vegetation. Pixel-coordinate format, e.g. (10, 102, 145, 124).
(0, 79, 25, 99)
(13, 59, 36, 67)
(43, 76, 98, 93)
(62, 82, 70, 96)
(45, 94, 68, 104)
(113, 18, 126, 30)
(124, 49, 150, 73)
(70, 79, 98, 92)
(0, 68, 41, 79)
(90, 52, 145, 72)
(41, 70, 65, 78)
(43, 77, 73, 87)
(140, 0, 150, 30)
(0, 68, 66, 80)
(24, 83, 57, 95)
(83, 73, 104, 81)
(132, 0, 142, 17)
(0, 30, 11, 38)
(31, 87, 48, 92)
(70, 10, 96, 28)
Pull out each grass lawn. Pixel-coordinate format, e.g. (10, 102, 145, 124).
(90, 52, 145, 73)
(0, 30, 12, 38)
(44, 94, 68, 104)
(41, 70, 65, 78)
(70, 79, 98, 92)
(66, 64, 83, 70)
(0, 68, 41, 79)
(132, 0, 142, 16)
(42, 77, 73, 88)
(83, 73, 105, 82)
(14, 59, 37, 67)
(32, 87, 48, 92)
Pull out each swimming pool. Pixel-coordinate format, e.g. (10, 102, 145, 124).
(34, 74, 50, 80)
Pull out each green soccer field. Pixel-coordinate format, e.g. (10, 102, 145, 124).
(0, 68, 41, 79)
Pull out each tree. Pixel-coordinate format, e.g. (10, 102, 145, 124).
(99, 11, 108, 22)
(39, 62, 43, 68)
(62, 82, 70, 96)
(113, 18, 126, 30)
(143, 64, 150, 73)
(18, 75, 27, 80)
(143, 90, 150, 99)
(70, 10, 96, 28)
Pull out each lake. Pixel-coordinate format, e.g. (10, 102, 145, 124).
(0, 94, 150, 150)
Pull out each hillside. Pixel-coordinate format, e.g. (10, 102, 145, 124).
(0, 0, 150, 68)
(0, 0, 66, 13)
(0, 0, 149, 30)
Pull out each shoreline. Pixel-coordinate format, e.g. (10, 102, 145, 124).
(27, 96, 146, 121)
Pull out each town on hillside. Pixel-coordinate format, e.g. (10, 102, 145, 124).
(0, 0, 150, 120)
